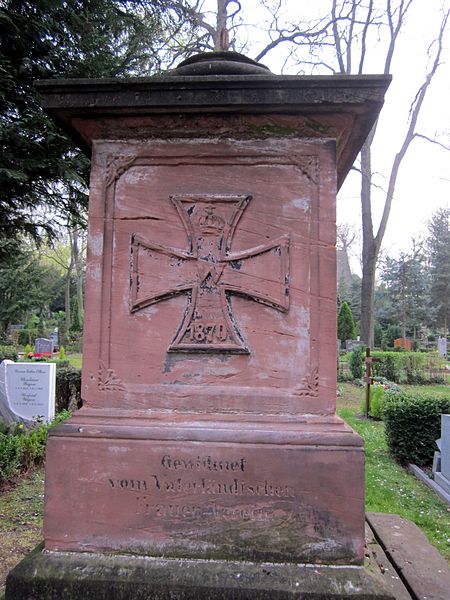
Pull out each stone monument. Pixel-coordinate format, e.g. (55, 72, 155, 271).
(6, 52, 392, 598)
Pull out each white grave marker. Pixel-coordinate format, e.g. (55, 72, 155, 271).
(4, 362, 56, 423)
(434, 414, 450, 496)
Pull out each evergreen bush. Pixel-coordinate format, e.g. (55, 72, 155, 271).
(349, 345, 365, 379)
(384, 391, 450, 466)
(338, 301, 356, 342)
(55, 366, 82, 412)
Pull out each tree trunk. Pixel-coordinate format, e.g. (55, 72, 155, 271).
(215, 0, 229, 51)
(65, 268, 72, 340)
(359, 135, 376, 348)
(72, 227, 84, 329)
(360, 249, 376, 347)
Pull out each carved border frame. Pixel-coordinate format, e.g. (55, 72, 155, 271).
(89, 142, 322, 410)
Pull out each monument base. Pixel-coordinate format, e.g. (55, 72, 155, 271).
(42, 411, 366, 565)
(6, 545, 394, 600)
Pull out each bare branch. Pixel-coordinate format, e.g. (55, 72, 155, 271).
(375, 8, 449, 249)
(358, 0, 373, 74)
(332, 0, 346, 72)
(414, 133, 450, 152)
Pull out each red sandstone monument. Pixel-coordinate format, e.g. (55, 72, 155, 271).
(6, 52, 392, 598)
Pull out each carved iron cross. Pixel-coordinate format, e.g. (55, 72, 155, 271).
(130, 194, 289, 353)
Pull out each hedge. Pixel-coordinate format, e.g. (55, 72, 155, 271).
(371, 351, 445, 384)
(384, 391, 450, 466)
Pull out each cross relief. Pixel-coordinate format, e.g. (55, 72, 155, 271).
(130, 194, 290, 353)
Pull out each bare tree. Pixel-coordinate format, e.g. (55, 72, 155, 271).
(165, 1, 448, 346)
(238, 1, 449, 346)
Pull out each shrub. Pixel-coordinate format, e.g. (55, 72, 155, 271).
(55, 366, 82, 412)
(0, 433, 21, 482)
(18, 328, 35, 346)
(366, 385, 385, 419)
(0, 410, 71, 486)
(338, 301, 356, 342)
(349, 345, 365, 380)
(0, 345, 18, 362)
(384, 391, 450, 466)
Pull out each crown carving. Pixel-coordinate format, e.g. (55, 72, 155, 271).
(197, 206, 226, 234)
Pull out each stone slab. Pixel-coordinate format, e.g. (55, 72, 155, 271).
(35, 338, 53, 354)
(44, 414, 365, 565)
(364, 524, 411, 600)
(366, 512, 450, 600)
(5, 544, 394, 600)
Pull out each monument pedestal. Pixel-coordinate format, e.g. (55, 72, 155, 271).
(6, 54, 393, 598)
(42, 411, 365, 564)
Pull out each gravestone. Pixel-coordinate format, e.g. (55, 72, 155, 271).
(6, 53, 392, 599)
(0, 360, 21, 424)
(0, 361, 55, 424)
(346, 339, 364, 352)
(35, 337, 53, 354)
(434, 414, 450, 495)
(437, 337, 447, 358)
(50, 328, 59, 349)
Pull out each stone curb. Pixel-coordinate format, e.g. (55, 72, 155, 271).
(407, 464, 450, 506)
(366, 512, 450, 600)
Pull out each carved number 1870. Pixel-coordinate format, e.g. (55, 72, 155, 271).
(185, 323, 228, 343)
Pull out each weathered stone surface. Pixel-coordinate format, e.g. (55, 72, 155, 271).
(6, 544, 394, 600)
(44, 415, 364, 564)
(81, 138, 336, 416)
(35, 73, 390, 189)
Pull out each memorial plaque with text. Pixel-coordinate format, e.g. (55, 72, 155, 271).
(6, 362, 55, 422)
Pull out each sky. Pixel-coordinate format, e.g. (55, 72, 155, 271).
(199, 0, 450, 273)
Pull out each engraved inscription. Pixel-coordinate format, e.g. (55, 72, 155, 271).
(137, 502, 276, 522)
(130, 194, 290, 353)
(161, 454, 246, 472)
(107, 454, 296, 524)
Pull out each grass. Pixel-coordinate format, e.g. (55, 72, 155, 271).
(338, 382, 450, 561)
(66, 352, 82, 369)
(0, 468, 44, 595)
